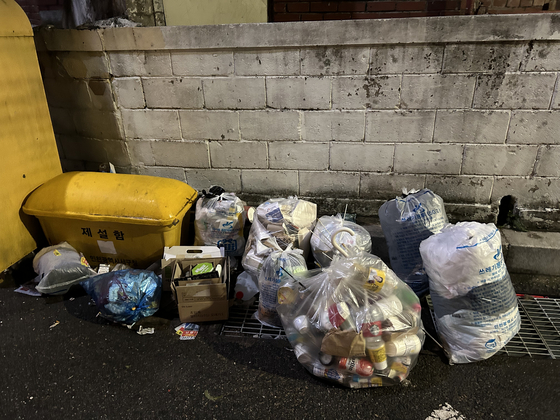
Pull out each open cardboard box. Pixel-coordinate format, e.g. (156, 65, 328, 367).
(161, 246, 224, 291)
(170, 255, 229, 323)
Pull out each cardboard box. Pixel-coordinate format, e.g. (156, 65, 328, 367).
(161, 246, 223, 291)
(170, 255, 229, 323)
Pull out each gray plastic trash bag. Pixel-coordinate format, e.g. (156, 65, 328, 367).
(379, 189, 447, 296)
(81, 269, 161, 324)
(420, 222, 521, 364)
(34, 242, 96, 295)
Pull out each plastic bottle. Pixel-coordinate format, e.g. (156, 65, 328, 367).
(293, 343, 315, 365)
(350, 375, 384, 388)
(312, 364, 345, 384)
(376, 295, 403, 319)
(385, 334, 422, 357)
(361, 303, 388, 371)
(338, 357, 373, 377)
(293, 315, 310, 334)
(328, 302, 356, 331)
(318, 351, 335, 366)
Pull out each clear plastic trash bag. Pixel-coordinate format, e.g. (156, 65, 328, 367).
(379, 189, 448, 296)
(277, 249, 424, 388)
(81, 269, 162, 324)
(311, 214, 372, 268)
(419, 222, 521, 364)
(194, 187, 246, 257)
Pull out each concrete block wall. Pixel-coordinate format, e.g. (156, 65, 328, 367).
(34, 15, 560, 228)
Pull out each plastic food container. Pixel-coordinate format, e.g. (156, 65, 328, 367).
(23, 172, 197, 268)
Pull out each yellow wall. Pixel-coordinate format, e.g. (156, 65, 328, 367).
(162, 0, 267, 26)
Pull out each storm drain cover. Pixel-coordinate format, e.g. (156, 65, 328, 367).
(222, 297, 560, 359)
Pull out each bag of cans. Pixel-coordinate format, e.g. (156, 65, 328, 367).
(311, 214, 372, 268)
(419, 222, 521, 364)
(242, 197, 316, 280)
(379, 189, 448, 296)
(277, 248, 424, 388)
(194, 186, 246, 257)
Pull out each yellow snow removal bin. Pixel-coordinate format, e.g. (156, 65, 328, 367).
(22, 172, 198, 269)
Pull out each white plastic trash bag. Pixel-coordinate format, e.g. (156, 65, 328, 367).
(257, 246, 307, 327)
(311, 214, 372, 268)
(379, 189, 448, 296)
(194, 187, 246, 257)
(419, 222, 521, 364)
(34, 242, 96, 295)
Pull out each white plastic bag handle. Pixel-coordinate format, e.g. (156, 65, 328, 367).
(331, 227, 355, 258)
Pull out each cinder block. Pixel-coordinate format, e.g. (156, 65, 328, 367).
(366, 110, 435, 143)
(186, 169, 241, 192)
(330, 143, 394, 172)
(136, 166, 187, 182)
(57, 52, 110, 79)
(49, 107, 76, 135)
(332, 76, 401, 109)
(239, 110, 300, 140)
(434, 110, 509, 143)
(58, 136, 107, 163)
(203, 78, 266, 109)
(84, 79, 116, 111)
(40, 29, 103, 52)
(536, 145, 560, 177)
(508, 111, 560, 144)
(473, 73, 556, 109)
(370, 45, 444, 74)
(127, 140, 155, 166)
(43, 78, 87, 109)
(100, 139, 130, 167)
(152, 140, 210, 168)
(179, 111, 239, 140)
(360, 173, 425, 199)
(299, 171, 360, 197)
(492, 176, 560, 208)
(73, 110, 123, 140)
(394, 144, 463, 174)
(241, 170, 298, 194)
(112, 78, 145, 109)
(401, 75, 475, 109)
(269, 142, 329, 170)
(142, 77, 204, 109)
(300, 47, 369, 75)
(522, 41, 560, 71)
(209, 141, 267, 169)
(235, 50, 300, 76)
(171, 51, 233, 76)
(121, 109, 181, 139)
(462, 145, 538, 176)
(302, 111, 365, 142)
(267, 77, 331, 110)
(443, 43, 525, 73)
(426, 175, 493, 204)
(109, 52, 172, 77)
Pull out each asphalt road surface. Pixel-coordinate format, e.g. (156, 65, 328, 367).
(1, 280, 559, 420)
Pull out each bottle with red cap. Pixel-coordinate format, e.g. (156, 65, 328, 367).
(328, 301, 356, 331)
(338, 357, 373, 377)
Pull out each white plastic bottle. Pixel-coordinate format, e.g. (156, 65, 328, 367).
(385, 334, 422, 357)
(362, 303, 388, 371)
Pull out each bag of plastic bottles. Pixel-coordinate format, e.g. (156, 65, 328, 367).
(242, 197, 316, 280)
(194, 186, 246, 257)
(311, 214, 372, 268)
(379, 189, 448, 296)
(277, 245, 424, 388)
(34, 242, 96, 295)
(257, 246, 308, 327)
(81, 269, 162, 324)
(419, 222, 520, 364)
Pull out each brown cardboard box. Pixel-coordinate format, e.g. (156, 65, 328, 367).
(170, 256, 229, 323)
(161, 246, 224, 291)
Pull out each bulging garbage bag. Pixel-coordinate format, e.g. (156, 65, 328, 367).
(242, 197, 316, 279)
(379, 189, 448, 296)
(257, 246, 308, 327)
(311, 214, 372, 268)
(81, 269, 161, 324)
(34, 242, 96, 295)
(194, 187, 246, 257)
(419, 222, 521, 364)
(277, 250, 424, 388)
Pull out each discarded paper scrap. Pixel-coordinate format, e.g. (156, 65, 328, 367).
(175, 323, 199, 340)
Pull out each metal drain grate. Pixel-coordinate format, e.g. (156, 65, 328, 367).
(427, 296, 560, 359)
(220, 300, 286, 339)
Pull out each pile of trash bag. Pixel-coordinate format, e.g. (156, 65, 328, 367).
(194, 186, 246, 257)
(379, 189, 447, 296)
(311, 214, 372, 268)
(420, 222, 520, 364)
(81, 269, 162, 324)
(277, 247, 424, 388)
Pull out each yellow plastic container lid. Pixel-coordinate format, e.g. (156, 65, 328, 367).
(23, 172, 198, 227)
